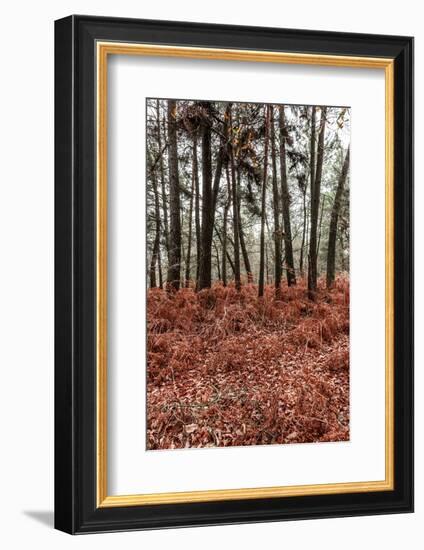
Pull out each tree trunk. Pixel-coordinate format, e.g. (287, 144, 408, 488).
(271, 106, 282, 299)
(222, 166, 231, 287)
(166, 99, 181, 291)
(258, 105, 271, 298)
(229, 107, 241, 291)
(156, 100, 169, 257)
(222, 207, 227, 286)
(237, 169, 253, 283)
(239, 221, 253, 283)
(308, 106, 326, 299)
(157, 247, 163, 288)
(149, 160, 162, 288)
(216, 227, 236, 276)
(149, 241, 158, 288)
(299, 189, 307, 277)
(327, 149, 350, 288)
(316, 194, 326, 263)
(197, 103, 228, 290)
(185, 149, 195, 287)
(307, 106, 317, 297)
(213, 240, 221, 281)
(339, 233, 347, 272)
(265, 243, 270, 285)
(197, 102, 213, 290)
(279, 105, 296, 286)
(193, 131, 201, 286)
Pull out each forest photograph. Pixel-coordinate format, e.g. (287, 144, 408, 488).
(146, 97, 350, 450)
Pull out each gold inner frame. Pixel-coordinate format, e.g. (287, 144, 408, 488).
(96, 42, 395, 508)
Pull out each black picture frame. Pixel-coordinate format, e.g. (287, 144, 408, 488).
(55, 14, 414, 534)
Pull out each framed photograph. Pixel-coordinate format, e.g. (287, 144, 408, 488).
(54, 15, 413, 534)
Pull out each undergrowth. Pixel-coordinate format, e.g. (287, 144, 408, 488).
(147, 276, 349, 449)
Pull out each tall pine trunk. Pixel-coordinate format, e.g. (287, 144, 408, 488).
(237, 169, 253, 283)
(156, 100, 169, 257)
(198, 102, 213, 290)
(299, 189, 307, 276)
(213, 240, 221, 280)
(258, 105, 271, 298)
(193, 131, 201, 286)
(308, 106, 326, 299)
(149, 160, 162, 288)
(222, 166, 231, 287)
(216, 226, 236, 277)
(279, 105, 296, 286)
(166, 99, 181, 291)
(270, 106, 282, 299)
(326, 149, 350, 288)
(307, 106, 317, 297)
(197, 103, 227, 290)
(229, 107, 241, 291)
(185, 149, 195, 287)
(221, 207, 227, 286)
(239, 221, 253, 283)
(316, 195, 325, 262)
(157, 248, 163, 288)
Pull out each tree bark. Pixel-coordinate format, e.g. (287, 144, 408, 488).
(156, 100, 169, 257)
(149, 160, 162, 288)
(197, 102, 213, 290)
(308, 106, 326, 299)
(339, 233, 347, 272)
(237, 169, 253, 283)
(271, 106, 282, 299)
(307, 106, 317, 298)
(265, 242, 270, 285)
(258, 105, 271, 298)
(326, 149, 350, 288)
(222, 166, 231, 287)
(193, 131, 201, 286)
(239, 221, 253, 283)
(215, 227, 236, 276)
(149, 240, 158, 288)
(213, 240, 221, 281)
(166, 99, 181, 291)
(197, 103, 228, 290)
(158, 251, 163, 288)
(299, 189, 307, 277)
(229, 107, 241, 291)
(316, 195, 326, 262)
(211, 104, 230, 213)
(222, 209, 227, 286)
(185, 148, 195, 287)
(279, 105, 296, 286)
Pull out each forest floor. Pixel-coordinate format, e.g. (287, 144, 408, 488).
(146, 276, 350, 450)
